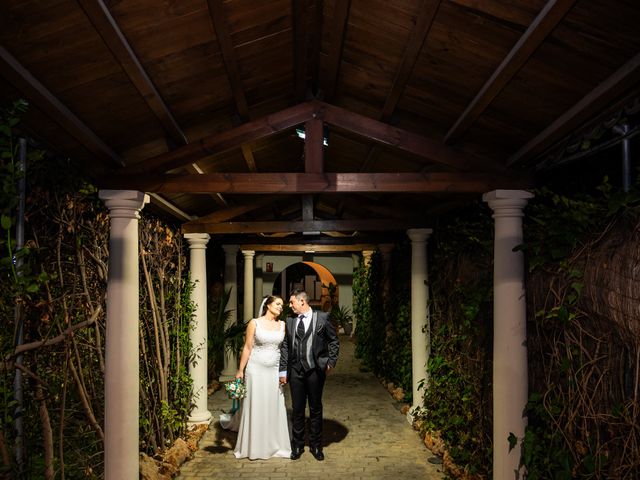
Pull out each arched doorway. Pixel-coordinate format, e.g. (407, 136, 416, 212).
(273, 261, 338, 311)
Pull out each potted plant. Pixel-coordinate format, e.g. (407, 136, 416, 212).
(330, 305, 353, 336)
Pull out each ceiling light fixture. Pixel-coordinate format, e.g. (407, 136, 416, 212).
(295, 127, 329, 146)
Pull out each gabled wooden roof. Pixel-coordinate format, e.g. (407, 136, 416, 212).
(1, 0, 639, 244)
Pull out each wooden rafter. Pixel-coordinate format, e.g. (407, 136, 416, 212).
(182, 218, 422, 234)
(207, 0, 249, 120)
(147, 193, 195, 222)
(78, 0, 187, 146)
(194, 196, 280, 223)
(320, 102, 498, 171)
(508, 52, 640, 165)
(0, 46, 123, 168)
(240, 244, 377, 252)
(207, 0, 261, 179)
(444, 0, 577, 144)
(118, 101, 317, 174)
(185, 163, 228, 207)
(323, 0, 351, 101)
(380, 0, 441, 122)
(310, 0, 324, 96)
(106, 172, 531, 194)
(292, 0, 309, 101)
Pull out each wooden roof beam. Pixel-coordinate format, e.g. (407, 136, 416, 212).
(508, 52, 640, 165)
(182, 218, 421, 234)
(194, 196, 283, 223)
(319, 102, 499, 171)
(380, 0, 441, 122)
(147, 193, 195, 222)
(323, 0, 351, 101)
(444, 0, 577, 144)
(118, 101, 317, 174)
(106, 171, 531, 194)
(207, 0, 249, 120)
(78, 0, 187, 146)
(0, 46, 123, 168)
(292, 0, 309, 101)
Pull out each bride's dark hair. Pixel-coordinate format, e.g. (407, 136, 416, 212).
(260, 295, 283, 316)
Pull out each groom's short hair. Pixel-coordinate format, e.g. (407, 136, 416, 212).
(290, 289, 308, 302)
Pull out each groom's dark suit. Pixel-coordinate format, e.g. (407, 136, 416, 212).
(280, 309, 339, 457)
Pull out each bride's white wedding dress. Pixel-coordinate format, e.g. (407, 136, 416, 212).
(233, 318, 291, 459)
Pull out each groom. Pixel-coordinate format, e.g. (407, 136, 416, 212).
(279, 289, 339, 461)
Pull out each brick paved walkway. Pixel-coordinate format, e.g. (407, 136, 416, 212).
(177, 335, 445, 480)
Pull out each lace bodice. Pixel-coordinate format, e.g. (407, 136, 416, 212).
(249, 319, 285, 367)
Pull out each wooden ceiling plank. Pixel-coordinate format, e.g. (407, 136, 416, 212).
(304, 117, 324, 172)
(106, 171, 531, 193)
(119, 101, 317, 174)
(320, 102, 496, 171)
(444, 0, 577, 144)
(207, 0, 250, 120)
(508, 52, 640, 166)
(78, 0, 187, 146)
(323, 0, 351, 101)
(292, 0, 309, 101)
(380, 0, 441, 122)
(0, 46, 123, 168)
(182, 218, 421, 234)
(240, 243, 376, 252)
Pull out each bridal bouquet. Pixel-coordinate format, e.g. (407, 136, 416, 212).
(224, 378, 247, 400)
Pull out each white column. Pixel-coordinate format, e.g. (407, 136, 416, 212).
(407, 228, 433, 410)
(242, 250, 255, 322)
(184, 233, 211, 425)
(99, 190, 148, 480)
(483, 189, 533, 480)
(254, 253, 264, 316)
(221, 244, 239, 379)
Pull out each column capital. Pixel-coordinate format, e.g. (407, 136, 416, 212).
(222, 244, 239, 255)
(99, 190, 149, 218)
(483, 190, 534, 217)
(242, 249, 256, 258)
(407, 228, 433, 243)
(184, 233, 210, 249)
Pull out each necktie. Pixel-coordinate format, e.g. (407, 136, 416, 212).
(296, 315, 305, 339)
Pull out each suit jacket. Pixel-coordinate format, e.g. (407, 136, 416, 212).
(279, 310, 339, 375)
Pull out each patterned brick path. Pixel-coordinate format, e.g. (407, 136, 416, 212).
(176, 335, 445, 480)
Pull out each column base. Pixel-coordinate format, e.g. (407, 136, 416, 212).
(188, 410, 212, 426)
(218, 372, 236, 382)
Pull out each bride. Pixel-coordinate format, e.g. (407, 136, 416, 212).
(231, 295, 291, 459)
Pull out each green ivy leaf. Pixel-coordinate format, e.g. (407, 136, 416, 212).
(508, 432, 518, 452)
(1, 214, 11, 230)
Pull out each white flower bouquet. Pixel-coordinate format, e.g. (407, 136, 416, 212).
(224, 378, 247, 400)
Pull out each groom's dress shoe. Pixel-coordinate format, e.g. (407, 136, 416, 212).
(290, 448, 304, 460)
(310, 448, 324, 461)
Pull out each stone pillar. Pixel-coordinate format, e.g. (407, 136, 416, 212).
(184, 233, 211, 425)
(407, 228, 433, 410)
(483, 189, 533, 480)
(99, 190, 148, 480)
(242, 250, 255, 322)
(221, 244, 239, 380)
(254, 253, 264, 316)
